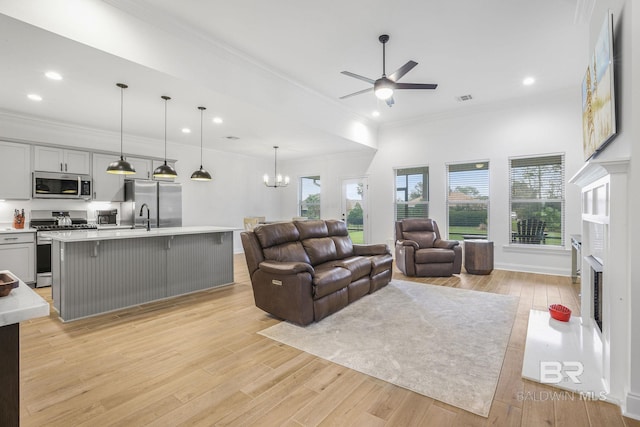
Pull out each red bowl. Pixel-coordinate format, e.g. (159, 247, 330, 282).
(549, 304, 572, 322)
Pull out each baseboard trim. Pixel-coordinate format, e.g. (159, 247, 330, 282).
(494, 262, 569, 276)
(624, 392, 640, 420)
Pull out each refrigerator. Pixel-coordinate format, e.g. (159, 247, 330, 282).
(122, 180, 182, 228)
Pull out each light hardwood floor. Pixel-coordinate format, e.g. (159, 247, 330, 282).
(19, 255, 640, 426)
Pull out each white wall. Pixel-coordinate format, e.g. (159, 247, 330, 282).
(367, 88, 585, 275)
(278, 150, 376, 221)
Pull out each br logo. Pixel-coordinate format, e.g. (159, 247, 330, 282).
(540, 361, 584, 384)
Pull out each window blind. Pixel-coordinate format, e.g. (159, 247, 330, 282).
(509, 154, 565, 246)
(446, 161, 489, 240)
(395, 166, 429, 220)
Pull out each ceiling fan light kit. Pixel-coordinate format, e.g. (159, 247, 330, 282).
(340, 34, 437, 107)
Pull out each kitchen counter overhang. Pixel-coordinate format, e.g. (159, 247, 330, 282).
(47, 226, 236, 321)
(40, 225, 236, 242)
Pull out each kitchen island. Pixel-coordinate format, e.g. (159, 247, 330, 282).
(0, 271, 49, 426)
(44, 226, 235, 321)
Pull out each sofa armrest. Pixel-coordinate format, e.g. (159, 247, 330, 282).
(353, 243, 390, 256)
(395, 239, 419, 250)
(259, 261, 315, 275)
(434, 239, 460, 249)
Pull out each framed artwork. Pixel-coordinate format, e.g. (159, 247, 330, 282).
(582, 10, 617, 161)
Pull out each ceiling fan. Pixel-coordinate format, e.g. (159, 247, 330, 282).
(340, 34, 437, 107)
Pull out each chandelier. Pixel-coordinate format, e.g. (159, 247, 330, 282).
(263, 146, 289, 188)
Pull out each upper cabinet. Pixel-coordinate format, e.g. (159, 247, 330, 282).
(91, 153, 125, 202)
(34, 146, 90, 175)
(0, 141, 31, 199)
(125, 157, 152, 180)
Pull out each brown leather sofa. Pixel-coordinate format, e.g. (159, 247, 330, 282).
(241, 219, 393, 325)
(395, 218, 462, 277)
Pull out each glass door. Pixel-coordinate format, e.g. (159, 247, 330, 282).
(341, 177, 368, 244)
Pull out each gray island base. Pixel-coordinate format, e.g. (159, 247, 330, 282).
(45, 227, 235, 321)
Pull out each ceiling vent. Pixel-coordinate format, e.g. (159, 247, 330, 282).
(457, 94, 473, 102)
(224, 136, 240, 140)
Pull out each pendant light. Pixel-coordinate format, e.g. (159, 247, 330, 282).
(190, 106, 212, 181)
(106, 83, 136, 174)
(153, 95, 178, 178)
(263, 146, 289, 188)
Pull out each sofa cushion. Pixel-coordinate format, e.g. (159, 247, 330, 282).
(326, 220, 348, 236)
(415, 248, 456, 264)
(333, 256, 371, 281)
(303, 237, 338, 265)
(401, 218, 435, 232)
(312, 266, 351, 299)
(332, 236, 354, 259)
(296, 220, 328, 240)
(370, 253, 394, 275)
(255, 222, 300, 248)
(403, 231, 436, 249)
(263, 241, 311, 263)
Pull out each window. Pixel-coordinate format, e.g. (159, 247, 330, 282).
(509, 154, 564, 246)
(395, 166, 429, 220)
(299, 175, 321, 219)
(447, 162, 489, 241)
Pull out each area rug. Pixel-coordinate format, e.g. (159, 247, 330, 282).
(258, 279, 518, 417)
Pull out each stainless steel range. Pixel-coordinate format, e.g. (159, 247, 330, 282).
(30, 210, 97, 288)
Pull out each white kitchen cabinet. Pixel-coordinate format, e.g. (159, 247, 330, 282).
(0, 232, 36, 284)
(152, 159, 177, 181)
(125, 157, 152, 180)
(91, 153, 125, 201)
(0, 141, 31, 199)
(34, 146, 90, 174)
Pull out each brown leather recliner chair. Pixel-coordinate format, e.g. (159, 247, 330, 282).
(395, 218, 462, 277)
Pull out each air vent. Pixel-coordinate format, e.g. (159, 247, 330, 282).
(457, 94, 473, 102)
(224, 136, 240, 140)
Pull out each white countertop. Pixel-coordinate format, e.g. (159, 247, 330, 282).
(0, 271, 49, 327)
(40, 225, 237, 242)
(0, 227, 36, 234)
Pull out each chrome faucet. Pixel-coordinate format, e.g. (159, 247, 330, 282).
(139, 203, 151, 231)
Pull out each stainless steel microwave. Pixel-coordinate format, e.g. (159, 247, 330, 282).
(32, 172, 92, 200)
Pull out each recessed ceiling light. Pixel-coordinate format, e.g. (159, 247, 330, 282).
(181, 128, 191, 134)
(372, 110, 380, 117)
(27, 93, 42, 101)
(213, 117, 223, 124)
(45, 71, 62, 80)
(523, 77, 535, 86)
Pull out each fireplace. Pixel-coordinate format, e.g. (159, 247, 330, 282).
(566, 158, 631, 414)
(586, 255, 603, 333)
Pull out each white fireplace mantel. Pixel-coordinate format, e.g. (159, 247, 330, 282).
(569, 157, 630, 187)
(569, 156, 630, 409)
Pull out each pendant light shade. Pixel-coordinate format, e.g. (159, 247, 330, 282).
(191, 106, 212, 181)
(153, 95, 178, 178)
(106, 83, 136, 175)
(263, 146, 289, 188)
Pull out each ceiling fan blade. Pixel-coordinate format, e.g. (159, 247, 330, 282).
(339, 87, 374, 99)
(385, 96, 395, 107)
(341, 71, 375, 84)
(394, 82, 438, 90)
(388, 60, 418, 82)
